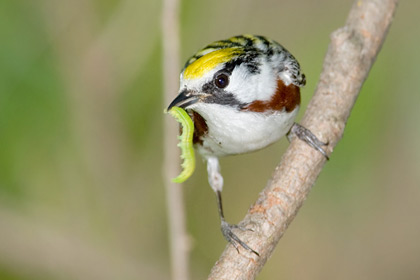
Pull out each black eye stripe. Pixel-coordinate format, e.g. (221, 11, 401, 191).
(201, 72, 245, 108)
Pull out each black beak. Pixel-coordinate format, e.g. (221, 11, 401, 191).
(167, 89, 199, 111)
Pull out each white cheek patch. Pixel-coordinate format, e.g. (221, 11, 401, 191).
(255, 62, 277, 100)
(227, 63, 277, 104)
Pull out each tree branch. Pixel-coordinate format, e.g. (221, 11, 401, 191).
(208, 0, 399, 279)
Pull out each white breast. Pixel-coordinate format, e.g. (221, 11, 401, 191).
(190, 103, 299, 158)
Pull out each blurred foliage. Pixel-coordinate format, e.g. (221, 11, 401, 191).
(0, 0, 419, 279)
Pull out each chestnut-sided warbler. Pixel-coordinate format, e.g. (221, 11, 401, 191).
(167, 35, 328, 255)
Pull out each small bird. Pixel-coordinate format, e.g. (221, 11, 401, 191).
(167, 35, 328, 255)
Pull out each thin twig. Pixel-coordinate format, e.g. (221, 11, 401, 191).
(162, 0, 190, 280)
(208, 0, 399, 279)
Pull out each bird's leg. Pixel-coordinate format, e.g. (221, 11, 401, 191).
(287, 123, 329, 160)
(207, 157, 259, 256)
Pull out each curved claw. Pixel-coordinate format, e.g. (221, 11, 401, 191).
(221, 220, 259, 256)
(289, 123, 329, 160)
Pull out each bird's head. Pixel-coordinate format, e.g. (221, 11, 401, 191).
(167, 35, 305, 115)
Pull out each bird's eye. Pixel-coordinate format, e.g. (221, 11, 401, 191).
(214, 73, 229, 89)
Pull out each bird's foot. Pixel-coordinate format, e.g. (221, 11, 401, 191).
(288, 123, 329, 160)
(221, 220, 259, 256)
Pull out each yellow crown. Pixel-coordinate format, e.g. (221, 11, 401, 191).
(183, 47, 243, 80)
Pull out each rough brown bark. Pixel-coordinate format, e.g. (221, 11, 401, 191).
(208, 0, 399, 279)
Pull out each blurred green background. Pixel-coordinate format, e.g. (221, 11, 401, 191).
(1, 0, 419, 279)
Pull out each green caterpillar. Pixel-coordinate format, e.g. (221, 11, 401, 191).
(167, 106, 195, 183)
